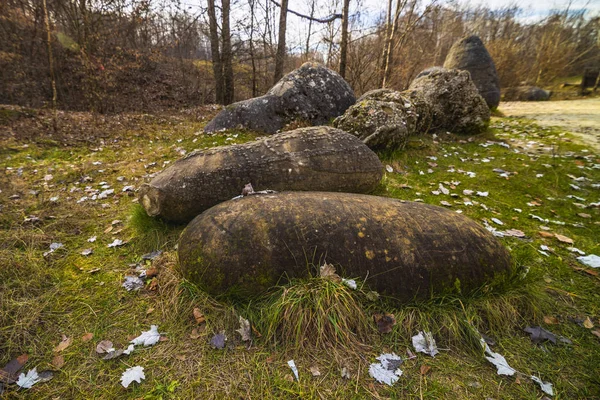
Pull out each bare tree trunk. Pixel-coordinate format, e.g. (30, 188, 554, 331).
(382, 0, 405, 88)
(249, 0, 258, 96)
(42, 0, 57, 132)
(305, 0, 315, 57)
(380, 0, 393, 86)
(273, 0, 288, 84)
(207, 0, 224, 104)
(221, 0, 234, 104)
(339, 0, 350, 78)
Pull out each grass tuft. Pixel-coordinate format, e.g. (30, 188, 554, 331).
(252, 276, 374, 352)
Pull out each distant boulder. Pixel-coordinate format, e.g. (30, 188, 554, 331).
(204, 62, 355, 133)
(409, 67, 490, 134)
(443, 35, 501, 109)
(503, 86, 551, 101)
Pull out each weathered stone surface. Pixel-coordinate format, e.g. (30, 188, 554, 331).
(333, 99, 417, 150)
(503, 86, 551, 101)
(178, 192, 513, 302)
(204, 62, 355, 133)
(409, 67, 490, 134)
(138, 127, 383, 223)
(333, 89, 432, 149)
(443, 35, 501, 109)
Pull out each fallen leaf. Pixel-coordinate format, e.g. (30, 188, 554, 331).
(51, 355, 65, 369)
(210, 332, 226, 349)
(236, 316, 252, 342)
(53, 335, 72, 353)
(341, 366, 351, 379)
(287, 360, 299, 381)
(146, 308, 155, 315)
(130, 325, 161, 346)
(524, 326, 557, 344)
(373, 313, 396, 334)
(554, 234, 574, 244)
(577, 213, 591, 218)
(148, 279, 158, 291)
(319, 263, 341, 283)
(16, 368, 41, 389)
(412, 331, 439, 357)
(283, 374, 294, 383)
(141, 250, 162, 260)
(122, 275, 144, 291)
(145, 267, 158, 278)
(81, 332, 93, 342)
(531, 375, 554, 396)
(104, 225, 113, 234)
(369, 353, 403, 386)
(583, 317, 594, 329)
(591, 329, 600, 339)
(543, 316, 559, 325)
(0, 354, 28, 384)
(577, 255, 600, 269)
(310, 366, 321, 376)
(538, 231, 554, 238)
(420, 365, 431, 375)
(120, 366, 145, 388)
(96, 340, 114, 354)
(193, 308, 205, 324)
(102, 349, 125, 360)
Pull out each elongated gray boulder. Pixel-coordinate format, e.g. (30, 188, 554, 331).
(409, 67, 490, 134)
(205, 62, 356, 133)
(138, 127, 383, 223)
(443, 35, 501, 109)
(503, 86, 550, 101)
(178, 192, 513, 301)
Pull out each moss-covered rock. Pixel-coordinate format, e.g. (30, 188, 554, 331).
(178, 192, 513, 301)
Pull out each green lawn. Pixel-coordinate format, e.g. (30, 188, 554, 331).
(1, 107, 599, 399)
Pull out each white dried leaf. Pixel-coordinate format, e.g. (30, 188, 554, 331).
(491, 218, 504, 225)
(531, 376, 554, 396)
(120, 366, 145, 388)
(16, 368, 40, 389)
(287, 360, 299, 381)
(385, 165, 393, 173)
(122, 276, 144, 291)
(412, 331, 439, 357)
(439, 183, 449, 195)
(130, 325, 160, 347)
(81, 248, 93, 256)
(577, 255, 600, 268)
(341, 278, 357, 290)
(108, 239, 124, 248)
(236, 316, 252, 341)
(481, 339, 516, 376)
(87, 236, 97, 243)
(122, 344, 135, 355)
(476, 191, 489, 197)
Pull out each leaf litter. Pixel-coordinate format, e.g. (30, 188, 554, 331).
(120, 366, 145, 388)
(412, 331, 439, 357)
(369, 353, 403, 386)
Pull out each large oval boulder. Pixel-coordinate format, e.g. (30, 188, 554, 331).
(178, 192, 513, 302)
(138, 127, 383, 223)
(409, 67, 490, 134)
(443, 35, 501, 109)
(205, 62, 356, 134)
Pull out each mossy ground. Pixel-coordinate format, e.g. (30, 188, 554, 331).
(0, 107, 599, 399)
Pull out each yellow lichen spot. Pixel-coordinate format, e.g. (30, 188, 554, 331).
(365, 250, 375, 260)
(358, 232, 365, 238)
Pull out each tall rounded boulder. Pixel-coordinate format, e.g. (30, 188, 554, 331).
(205, 62, 356, 134)
(178, 192, 513, 302)
(443, 35, 501, 109)
(409, 67, 490, 134)
(138, 127, 383, 223)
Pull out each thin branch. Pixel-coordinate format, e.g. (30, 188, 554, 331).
(270, 0, 342, 23)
